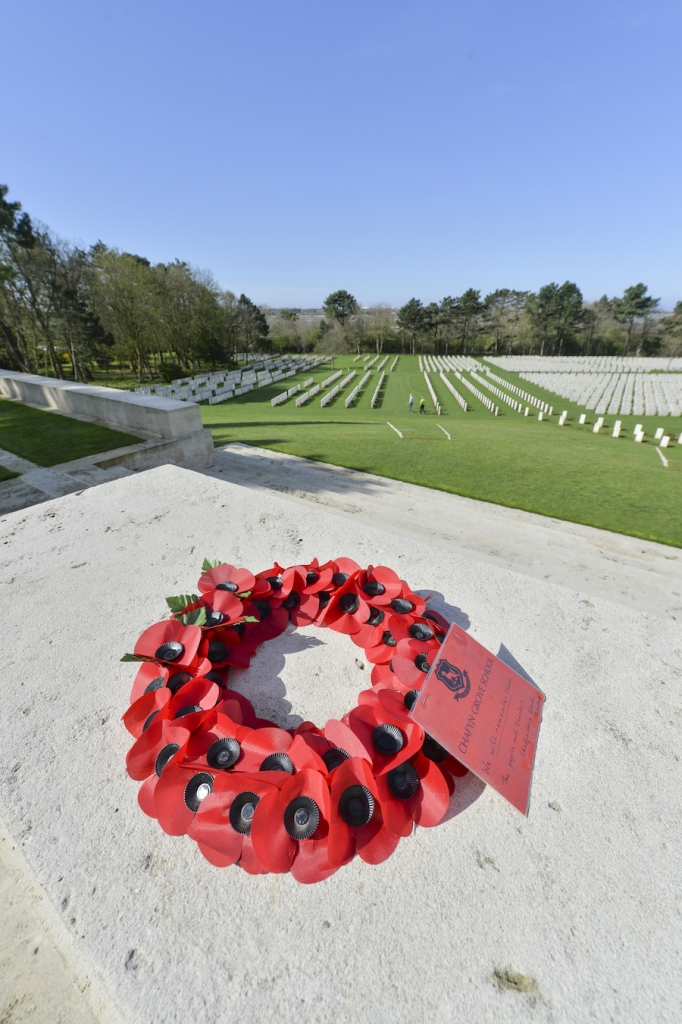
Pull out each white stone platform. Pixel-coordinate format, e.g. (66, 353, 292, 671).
(1, 465, 680, 1024)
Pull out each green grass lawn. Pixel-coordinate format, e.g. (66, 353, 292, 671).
(200, 356, 682, 548)
(0, 465, 19, 482)
(0, 399, 141, 467)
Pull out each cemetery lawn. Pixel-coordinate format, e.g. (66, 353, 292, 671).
(0, 465, 19, 482)
(0, 398, 141, 466)
(201, 356, 682, 549)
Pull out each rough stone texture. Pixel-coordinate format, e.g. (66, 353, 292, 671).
(1, 465, 681, 1024)
(0, 370, 204, 440)
(209, 442, 682, 620)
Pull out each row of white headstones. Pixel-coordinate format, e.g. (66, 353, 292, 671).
(272, 355, 398, 409)
(135, 355, 326, 404)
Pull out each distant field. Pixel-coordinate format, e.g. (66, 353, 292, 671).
(0, 399, 141, 467)
(201, 356, 682, 548)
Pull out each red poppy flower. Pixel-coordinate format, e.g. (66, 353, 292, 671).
(391, 636, 440, 688)
(122, 686, 171, 739)
(246, 597, 289, 644)
(323, 575, 371, 635)
(355, 565, 403, 606)
(327, 756, 400, 867)
(129, 662, 169, 704)
(198, 563, 256, 596)
(383, 584, 426, 625)
(255, 562, 293, 604)
(188, 772, 281, 871)
(198, 589, 245, 629)
(126, 720, 191, 781)
(234, 727, 327, 774)
(346, 701, 424, 775)
(182, 710, 253, 771)
(251, 769, 334, 882)
(375, 751, 451, 835)
(134, 620, 202, 671)
(154, 764, 219, 835)
(198, 626, 259, 670)
(276, 567, 322, 626)
(363, 616, 411, 664)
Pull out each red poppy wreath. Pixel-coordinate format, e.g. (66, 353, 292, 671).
(122, 557, 469, 884)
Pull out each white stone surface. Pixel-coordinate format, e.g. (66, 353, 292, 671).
(1, 465, 681, 1024)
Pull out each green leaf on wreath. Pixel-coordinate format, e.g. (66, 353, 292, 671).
(241, 615, 258, 623)
(121, 653, 146, 662)
(177, 607, 207, 626)
(201, 558, 224, 572)
(165, 593, 199, 613)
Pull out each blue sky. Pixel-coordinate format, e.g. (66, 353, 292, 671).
(2, 1, 681, 308)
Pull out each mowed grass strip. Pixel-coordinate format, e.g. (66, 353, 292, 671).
(0, 399, 142, 467)
(0, 465, 19, 482)
(197, 355, 681, 549)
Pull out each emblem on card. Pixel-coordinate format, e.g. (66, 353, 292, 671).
(434, 659, 471, 701)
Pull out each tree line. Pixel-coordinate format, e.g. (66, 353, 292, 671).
(2, 184, 680, 385)
(316, 285, 681, 359)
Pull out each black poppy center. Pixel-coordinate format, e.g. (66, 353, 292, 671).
(409, 623, 434, 642)
(387, 762, 419, 800)
(390, 598, 414, 615)
(362, 580, 386, 597)
(422, 734, 448, 763)
(331, 572, 349, 587)
(207, 640, 229, 663)
(338, 785, 375, 828)
(381, 630, 397, 647)
(282, 591, 300, 610)
(260, 752, 295, 774)
(204, 670, 224, 685)
(216, 581, 238, 592)
(184, 772, 214, 812)
(142, 710, 159, 732)
(306, 570, 319, 586)
(155, 743, 180, 776)
(174, 704, 202, 719)
(317, 590, 331, 608)
(283, 795, 320, 840)
(155, 640, 184, 662)
(415, 653, 431, 673)
(167, 671, 191, 694)
(371, 723, 404, 754)
(339, 593, 360, 615)
(144, 676, 165, 694)
(207, 736, 241, 770)
(205, 609, 224, 627)
(321, 747, 350, 772)
(231, 621, 246, 637)
(266, 575, 284, 591)
(403, 688, 421, 711)
(229, 791, 260, 835)
(365, 607, 385, 627)
(252, 599, 271, 620)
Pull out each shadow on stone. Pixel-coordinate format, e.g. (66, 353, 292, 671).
(496, 643, 544, 695)
(415, 589, 471, 632)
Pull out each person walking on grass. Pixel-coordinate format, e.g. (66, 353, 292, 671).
(419, 396, 426, 414)
(409, 393, 414, 413)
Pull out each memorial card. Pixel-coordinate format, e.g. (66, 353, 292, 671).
(410, 623, 545, 815)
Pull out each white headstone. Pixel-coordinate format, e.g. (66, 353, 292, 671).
(654, 427, 664, 440)
(524, 406, 529, 416)
(538, 411, 543, 421)
(579, 413, 586, 425)
(612, 421, 621, 438)
(660, 435, 670, 448)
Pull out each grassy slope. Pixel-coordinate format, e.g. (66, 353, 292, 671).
(0, 465, 19, 482)
(0, 399, 141, 467)
(200, 356, 682, 548)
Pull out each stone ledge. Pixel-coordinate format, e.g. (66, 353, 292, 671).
(0, 370, 205, 441)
